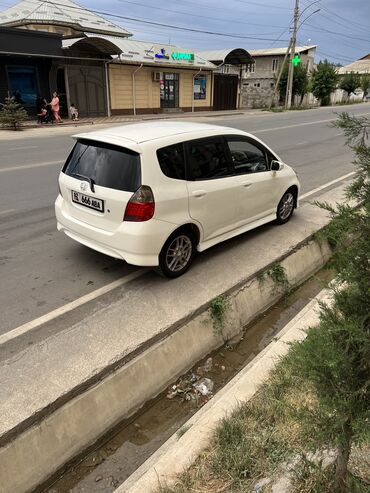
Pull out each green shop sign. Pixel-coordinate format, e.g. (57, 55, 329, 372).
(171, 51, 194, 61)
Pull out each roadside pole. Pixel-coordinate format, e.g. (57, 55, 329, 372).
(285, 0, 299, 109)
(268, 39, 292, 109)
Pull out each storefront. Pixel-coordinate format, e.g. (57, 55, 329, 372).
(66, 38, 216, 115)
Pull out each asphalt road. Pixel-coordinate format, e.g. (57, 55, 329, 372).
(0, 103, 369, 335)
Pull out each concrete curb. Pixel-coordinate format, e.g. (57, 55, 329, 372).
(117, 288, 331, 493)
(0, 237, 331, 493)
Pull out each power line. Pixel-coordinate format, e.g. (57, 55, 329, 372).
(232, 0, 292, 10)
(300, 0, 370, 36)
(31, 0, 290, 42)
(305, 22, 370, 43)
(105, 0, 286, 34)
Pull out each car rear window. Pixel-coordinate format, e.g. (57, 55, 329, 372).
(63, 139, 141, 192)
(156, 143, 185, 180)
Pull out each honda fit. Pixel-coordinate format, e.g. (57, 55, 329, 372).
(55, 121, 300, 277)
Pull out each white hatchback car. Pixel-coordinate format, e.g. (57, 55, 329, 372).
(55, 121, 300, 277)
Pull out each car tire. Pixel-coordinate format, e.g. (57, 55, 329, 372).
(157, 230, 196, 278)
(276, 189, 295, 224)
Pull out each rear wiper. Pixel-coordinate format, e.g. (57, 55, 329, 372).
(71, 173, 95, 193)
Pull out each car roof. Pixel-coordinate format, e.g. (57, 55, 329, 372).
(74, 121, 246, 146)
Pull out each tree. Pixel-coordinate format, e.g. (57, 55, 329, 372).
(0, 97, 28, 130)
(278, 62, 309, 105)
(285, 113, 370, 492)
(360, 74, 370, 100)
(339, 72, 361, 100)
(311, 59, 339, 106)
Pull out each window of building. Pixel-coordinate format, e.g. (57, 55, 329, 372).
(157, 143, 186, 180)
(254, 82, 260, 87)
(186, 138, 230, 180)
(246, 62, 255, 73)
(272, 59, 279, 72)
(226, 138, 268, 175)
(194, 75, 207, 100)
(7, 66, 39, 106)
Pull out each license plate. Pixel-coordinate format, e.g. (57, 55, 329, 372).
(71, 191, 104, 212)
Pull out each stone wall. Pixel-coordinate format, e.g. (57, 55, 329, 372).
(241, 78, 276, 108)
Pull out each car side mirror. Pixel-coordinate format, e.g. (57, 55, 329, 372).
(271, 160, 284, 171)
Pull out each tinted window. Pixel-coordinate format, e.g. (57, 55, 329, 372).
(187, 138, 230, 180)
(227, 138, 268, 174)
(63, 140, 141, 192)
(157, 143, 185, 180)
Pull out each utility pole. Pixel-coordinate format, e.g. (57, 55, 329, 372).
(285, 0, 299, 109)
(268, 39, 292, 109)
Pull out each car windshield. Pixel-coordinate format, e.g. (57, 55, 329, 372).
(63, 139, 141, 192)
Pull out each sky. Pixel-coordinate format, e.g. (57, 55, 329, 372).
(1, 0, 370, 64)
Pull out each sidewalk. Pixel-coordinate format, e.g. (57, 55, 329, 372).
(0, 108, 262, 137)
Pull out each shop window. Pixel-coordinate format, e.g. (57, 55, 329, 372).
(272, 59, 279, 72)
(7, 66, 38, 106)
(246, 62, 255, 73)
(194, 75, 207, 100)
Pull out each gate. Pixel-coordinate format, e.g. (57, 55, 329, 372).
(67, 65, 107, 117)
(213, 74, 238, 111)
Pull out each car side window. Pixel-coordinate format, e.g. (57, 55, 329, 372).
(226, 137, 268, 174)
(157, 143, 186, 180)
(186, 138, 230, 180)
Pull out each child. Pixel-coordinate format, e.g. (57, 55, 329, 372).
(69, 103, 79, 121)
(37, 106, 47, 124)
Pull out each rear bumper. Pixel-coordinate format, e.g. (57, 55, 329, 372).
(55, 196, 174, 267)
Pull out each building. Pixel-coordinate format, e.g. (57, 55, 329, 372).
(338, 54, 370, 75)
(0, 0, 216, 117)
(0, 0, 132, 117)
(65, 37, 216, 115)
(241, 45, 317, 108)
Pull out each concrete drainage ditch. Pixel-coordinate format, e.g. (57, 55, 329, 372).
(39, 268, 334, 493)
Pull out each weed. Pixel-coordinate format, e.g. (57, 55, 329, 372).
(209, 295, 230, 335)
(267, 262, 290, 300)
(256, 270, 265, 286)
(176, 424, 192, 439)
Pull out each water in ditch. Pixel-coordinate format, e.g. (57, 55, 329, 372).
(40, 269, 333, 493)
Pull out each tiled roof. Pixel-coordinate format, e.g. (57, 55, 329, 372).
(0, 0, 131, 37)
(338, 59, 370, 74)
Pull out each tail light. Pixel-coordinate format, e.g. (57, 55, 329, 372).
(124, 185, 155, 222)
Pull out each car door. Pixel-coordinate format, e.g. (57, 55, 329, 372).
(225, 135, 280, 226)
(185, 136, 240, 242)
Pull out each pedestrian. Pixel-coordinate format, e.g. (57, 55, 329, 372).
(69, 103, 79, 121)
(50, 91, 62, 123)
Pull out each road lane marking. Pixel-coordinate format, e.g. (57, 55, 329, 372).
(0, 268, 149, 346)
(295, 141, 308, 146)
(8, 145, 38, 151)
(252, 112, 370, 134)
(300, 172, 355, 200)
(0, 209, 15, 216)
(0, 160, 63, 173)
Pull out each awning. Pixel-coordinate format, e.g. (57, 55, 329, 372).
(196, 48, 254, 65)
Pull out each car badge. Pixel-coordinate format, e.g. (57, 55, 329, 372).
(80, 182, 88, 191)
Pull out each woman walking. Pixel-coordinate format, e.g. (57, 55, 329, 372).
(50, 91, 62, 123)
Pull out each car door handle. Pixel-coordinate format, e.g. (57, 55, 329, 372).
(192, 190, 207, 198)
(242, 181, 252, 188)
